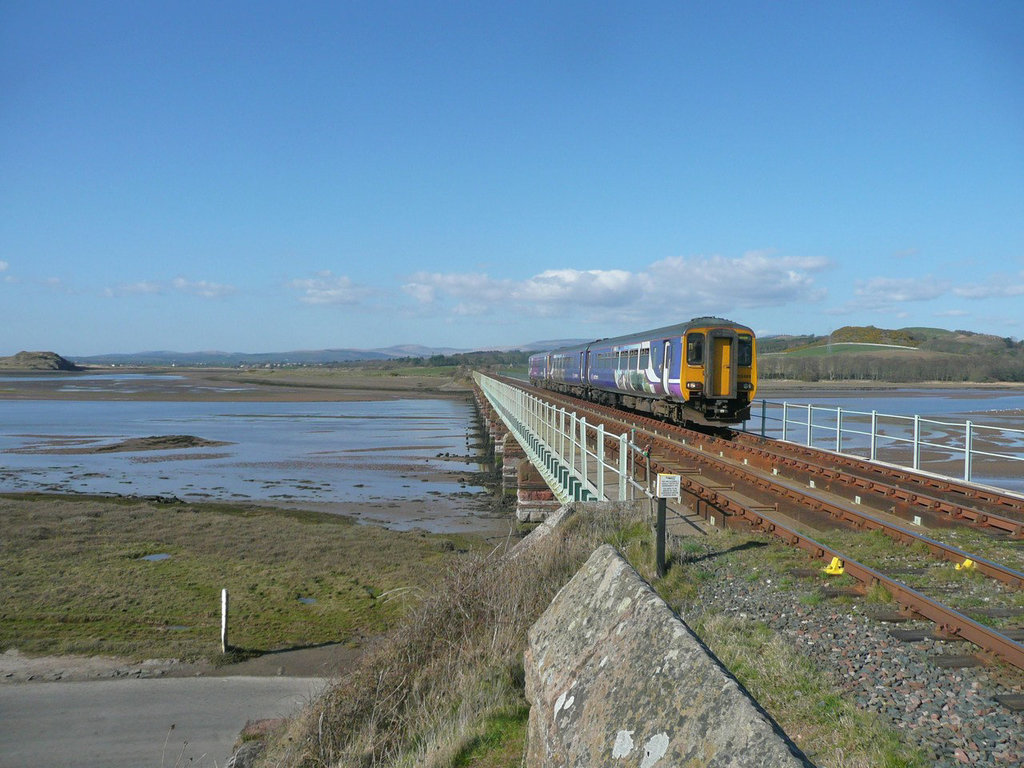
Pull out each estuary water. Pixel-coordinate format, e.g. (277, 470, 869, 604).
(0, 398, 495, 532)
(2, 379, 1022, 524)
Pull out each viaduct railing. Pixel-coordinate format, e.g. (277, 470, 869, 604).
(474, 373, 651, 504)
(746, 400, 1024, 492)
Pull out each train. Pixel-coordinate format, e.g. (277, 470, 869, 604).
(528, 317, 757, 425)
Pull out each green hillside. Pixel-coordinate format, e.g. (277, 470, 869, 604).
(828, 325, 919, 346)
(758, 325, 1024, 382)
(0, 351, 80, 371)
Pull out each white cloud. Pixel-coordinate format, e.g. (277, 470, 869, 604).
(0, 260, 8, 271)
(171, 277, 236, 299)
(516, 268, 640, 306)
(643, 251, 828, 309)
(952, 272, 1024, 299)
(105, 278, 235, 299)
(853, 276, 949, 307)
(106, 281, 164, 297)
(401, 251, 829, 323)
(291, 271, 368, 305)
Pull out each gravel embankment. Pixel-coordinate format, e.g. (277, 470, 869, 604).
(689, 564, 1024, 767)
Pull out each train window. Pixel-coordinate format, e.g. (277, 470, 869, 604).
(738, 335, 753, 366)
(639, 348, 649, 370)
(686, 333, 704, 365)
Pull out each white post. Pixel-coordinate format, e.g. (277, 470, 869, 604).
(621, 433, 630, 501)
(836, 407, 842, 453)
(580, 417, 588, 493)
(596, 422, 605, 499)
(570, 412, 578, 476)
(913, 415, 921, 470)
(221, 588, 229, 653)
(559, 408, 566, 465)
(964, 421, 973, 482)
(870, 410, 878, 461)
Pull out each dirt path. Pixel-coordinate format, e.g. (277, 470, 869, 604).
(2, 643, 359, 684)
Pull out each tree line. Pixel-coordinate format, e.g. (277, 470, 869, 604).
(758, 351, 1024, 383)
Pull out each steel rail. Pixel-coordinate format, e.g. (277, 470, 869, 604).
(505, 378, 1024, 580)
(499, 377, 1024, 588)
(726, 431, 1024, 536)
(633, 438, 1024, 670)
(734, 429, 1024, 516)
(642, 430, 1024, 590)
(493, 376, 1024, 669)
(705, 502, 1024, 670)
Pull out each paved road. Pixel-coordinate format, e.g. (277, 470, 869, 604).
(0, 676, 324, 768)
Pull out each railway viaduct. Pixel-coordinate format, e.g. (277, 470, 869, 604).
(473, 374, 813, 766)
(473, 370, 1024, 766)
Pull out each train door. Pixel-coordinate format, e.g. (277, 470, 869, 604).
(707, 331, 737, 397)
(662, 341, 672, 391)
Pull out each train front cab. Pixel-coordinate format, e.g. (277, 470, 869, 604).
(680, 324, 756, 422)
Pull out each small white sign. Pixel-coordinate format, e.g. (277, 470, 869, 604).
(656, 473, 681, 499)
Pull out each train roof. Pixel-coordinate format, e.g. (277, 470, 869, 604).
(533, 317, 753, 357)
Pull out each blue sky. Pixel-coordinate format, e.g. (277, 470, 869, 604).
(2, 1, 1022, 355)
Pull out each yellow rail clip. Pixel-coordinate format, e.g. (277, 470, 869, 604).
(824, 556, 845, 575)
(955, 558, 976, 571)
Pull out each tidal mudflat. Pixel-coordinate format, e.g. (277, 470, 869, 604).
(0, 369, 505, 535)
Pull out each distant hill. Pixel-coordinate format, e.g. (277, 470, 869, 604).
(72, 348, 395, 367)
(759, 325, 1024, 382)
(374, 344, 465, 358)
(69, 339, 589, 367)
(828, 325, 920, 346)
(0, 351, 81, 371)
(20, 325, 1019, 382)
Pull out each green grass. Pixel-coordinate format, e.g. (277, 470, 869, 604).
(0, 494, 487, 661)
(450, 706, 529, 767)
(657, 530, 930, 768)
(692, 612, 927, 768)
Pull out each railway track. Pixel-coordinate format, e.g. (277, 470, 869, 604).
(497, 377, 1024, 673)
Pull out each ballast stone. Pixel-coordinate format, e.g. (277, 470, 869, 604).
(524, 544, 811, 767)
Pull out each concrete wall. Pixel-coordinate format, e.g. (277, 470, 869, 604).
(524, 543, 812, 768)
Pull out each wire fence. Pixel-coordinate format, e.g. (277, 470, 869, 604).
(475, 373, 653, 503)
(745, 399, 1024, 492)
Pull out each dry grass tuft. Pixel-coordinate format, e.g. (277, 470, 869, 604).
(258, 502, 648, 768)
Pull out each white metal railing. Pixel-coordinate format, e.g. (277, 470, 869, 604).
(746, 399, 1024, 491)
(475, 373, 651, 502)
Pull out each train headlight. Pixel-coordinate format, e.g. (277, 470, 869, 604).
(686, 382, 703, 391)
(739, 382, 754, 391)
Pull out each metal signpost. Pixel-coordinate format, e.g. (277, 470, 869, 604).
(655, 473, 681, 577)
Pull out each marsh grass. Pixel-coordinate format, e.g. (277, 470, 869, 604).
(0, 493, 486, 660)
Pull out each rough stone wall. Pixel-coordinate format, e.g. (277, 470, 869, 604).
(524, 544, 811, 768)
(516, 460, 560, 523)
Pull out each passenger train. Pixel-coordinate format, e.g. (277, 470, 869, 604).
(528, 317, 757, 425)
